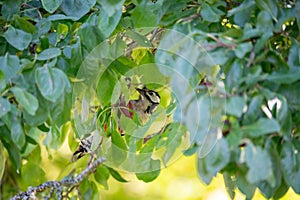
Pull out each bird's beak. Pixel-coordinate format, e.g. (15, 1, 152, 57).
(136, 87, 146, 96)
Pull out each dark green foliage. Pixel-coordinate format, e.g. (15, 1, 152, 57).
(1, 0, 300, 199)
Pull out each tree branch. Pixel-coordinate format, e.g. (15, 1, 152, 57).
(10, 157, 106, 200)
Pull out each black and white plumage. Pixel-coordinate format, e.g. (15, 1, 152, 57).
(71, 135, 93, 162)
(71, 86, 160, 161)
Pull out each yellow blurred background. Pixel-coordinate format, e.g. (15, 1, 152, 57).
(98, 155, 299, 200)
(39, 128, 299, 200)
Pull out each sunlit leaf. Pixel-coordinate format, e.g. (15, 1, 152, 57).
(107, 167, 128, 182)
(94, 165, 110, 190)
(0, 142, 6, 181)
(135, 157, 160, 182)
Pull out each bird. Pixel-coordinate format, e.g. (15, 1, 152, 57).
(121, 87, 161, 123)
(71, 86, 161, 162)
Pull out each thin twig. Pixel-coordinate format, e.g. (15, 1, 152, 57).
(206, 33, 237, 50)
(246, 46, 255, 67)
(143, 123, 168, 143)
(10, 157, 106, 200)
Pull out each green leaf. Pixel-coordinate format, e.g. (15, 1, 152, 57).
(227, 0, 255, 17)
(126, 30, 152, 48)
(242, 24, 261, 40)
(0, 142, 6, 181)
(226, 96, 245, 118)
(61, 0, 96, 20)
(278, 82, 300, 110)
(242, 118, 280, 137)
(131, 2, 159, 27)
(223, 172, 236, 199)
(208, 49, 229, 65)
(13, 15, 36, 34)
(236, 170, 256, 199)
(97, 0, 123, 38)
(197, 137, 230, 185)
(96, 69, 118, 106)
(288, 39, 300, 68)
(257, 140, 283, 198)
(256, 10, 274, 34)
(135, 158, 160, 182)
(37, 48, 61, 61)
(94, 165, 110, 190)
(226, 118, 242, 147)
(23, 92, 49, 126)
(63, 39, 83, 69)
(0, 98, 11, 118)
(111, 129, 127, 151)
(206, 138, 230, 173)
(20, 161, 46, 189)
(77, 25, 105, 52)
(110, 129, 127, 166)
(41, 0, 62, 13)
(276, 96, 292, 137)
(35, 65, 65, 102)
(57, 23, 69, 41)
(107, 167, 128, 182)
(10, 111, 25, 150)
(243, 95, 263, 125)
(11, 87, 39, 115)
(273, 179, 289, 199)
(197, 138, 230, 184)
(0, 53, 21, 81)
(228, 0, 255, 26)
(156, 123, 186, 165)
(43, 126, 61, 149)
(267, 67, 300, 84)
(1, 0, 22, 21)
(281, 142, 300, 193)
(200, 2, 225, 22)
(4, 26, 32, 51)
(1, 139, 21, 170)
(0, 70, 6, 92)
(11, 116, 25, 150)
(244, 143, 272, 184)
(234, 42, 253, 59)
(225, 59, 243, 92)
(197, 156, 215, 184)
(255, 0, 278, 21)
(49, 92, 71, 126)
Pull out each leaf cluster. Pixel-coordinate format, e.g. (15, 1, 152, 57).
(0, 0, 300, 199)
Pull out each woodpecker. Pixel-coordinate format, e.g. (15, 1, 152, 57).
(71, 86, 161, 161)
(125, 87, 160, 123)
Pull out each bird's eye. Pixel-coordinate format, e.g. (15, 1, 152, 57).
(148, 92, 154, 96)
